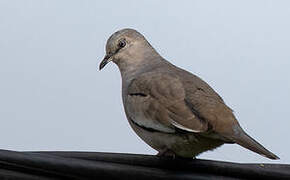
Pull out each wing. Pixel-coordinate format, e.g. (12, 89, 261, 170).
(125, 72, 208, 133)
(184, 83, 239, 137)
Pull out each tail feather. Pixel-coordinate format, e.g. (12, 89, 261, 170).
(231, 126, 279, 160)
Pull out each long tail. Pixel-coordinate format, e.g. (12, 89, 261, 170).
(231, 126, 279, 160)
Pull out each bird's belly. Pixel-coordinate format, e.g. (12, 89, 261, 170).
(128, 118, 224, 158)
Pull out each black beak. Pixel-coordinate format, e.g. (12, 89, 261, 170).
(99, 55, 111, 70)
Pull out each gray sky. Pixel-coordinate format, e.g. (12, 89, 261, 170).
(0, 0, 289, 164)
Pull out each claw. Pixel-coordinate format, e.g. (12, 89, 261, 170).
(157, 149, 176, 159)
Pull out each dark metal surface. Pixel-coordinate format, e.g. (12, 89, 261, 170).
(0, 149, 288, 180)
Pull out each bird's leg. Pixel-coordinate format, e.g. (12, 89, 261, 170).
(157, 149, 176, 159)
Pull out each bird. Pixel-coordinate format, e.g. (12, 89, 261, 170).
(99, 28, 279, 160)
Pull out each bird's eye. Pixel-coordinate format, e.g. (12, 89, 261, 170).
(118, 39, 126, 48)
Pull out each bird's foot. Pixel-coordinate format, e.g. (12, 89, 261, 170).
(157, 149, 176, 159)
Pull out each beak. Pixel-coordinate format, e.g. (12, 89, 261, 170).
(99, 54, 112, 70)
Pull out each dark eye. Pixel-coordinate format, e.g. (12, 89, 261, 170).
(118, 39, 126, 48)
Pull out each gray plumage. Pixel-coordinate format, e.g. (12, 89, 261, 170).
(99, 28, 279, 160)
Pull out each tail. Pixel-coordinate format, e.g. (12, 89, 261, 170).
(231, 126, 279, 160)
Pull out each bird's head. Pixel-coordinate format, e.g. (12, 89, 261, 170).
(99, 28, 157, 71)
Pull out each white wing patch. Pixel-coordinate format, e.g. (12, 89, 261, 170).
(131, 113, 175, 133)
(170, 120, 201, 133)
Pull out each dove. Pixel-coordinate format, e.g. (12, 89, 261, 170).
(99, 28, 279, 160)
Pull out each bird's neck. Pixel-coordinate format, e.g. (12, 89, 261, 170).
(117, 49, 163, 80)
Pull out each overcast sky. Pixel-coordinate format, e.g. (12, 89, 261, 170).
(0, 0, 289, 164)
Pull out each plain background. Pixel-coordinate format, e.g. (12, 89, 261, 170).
(0, 0, 289, 164)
